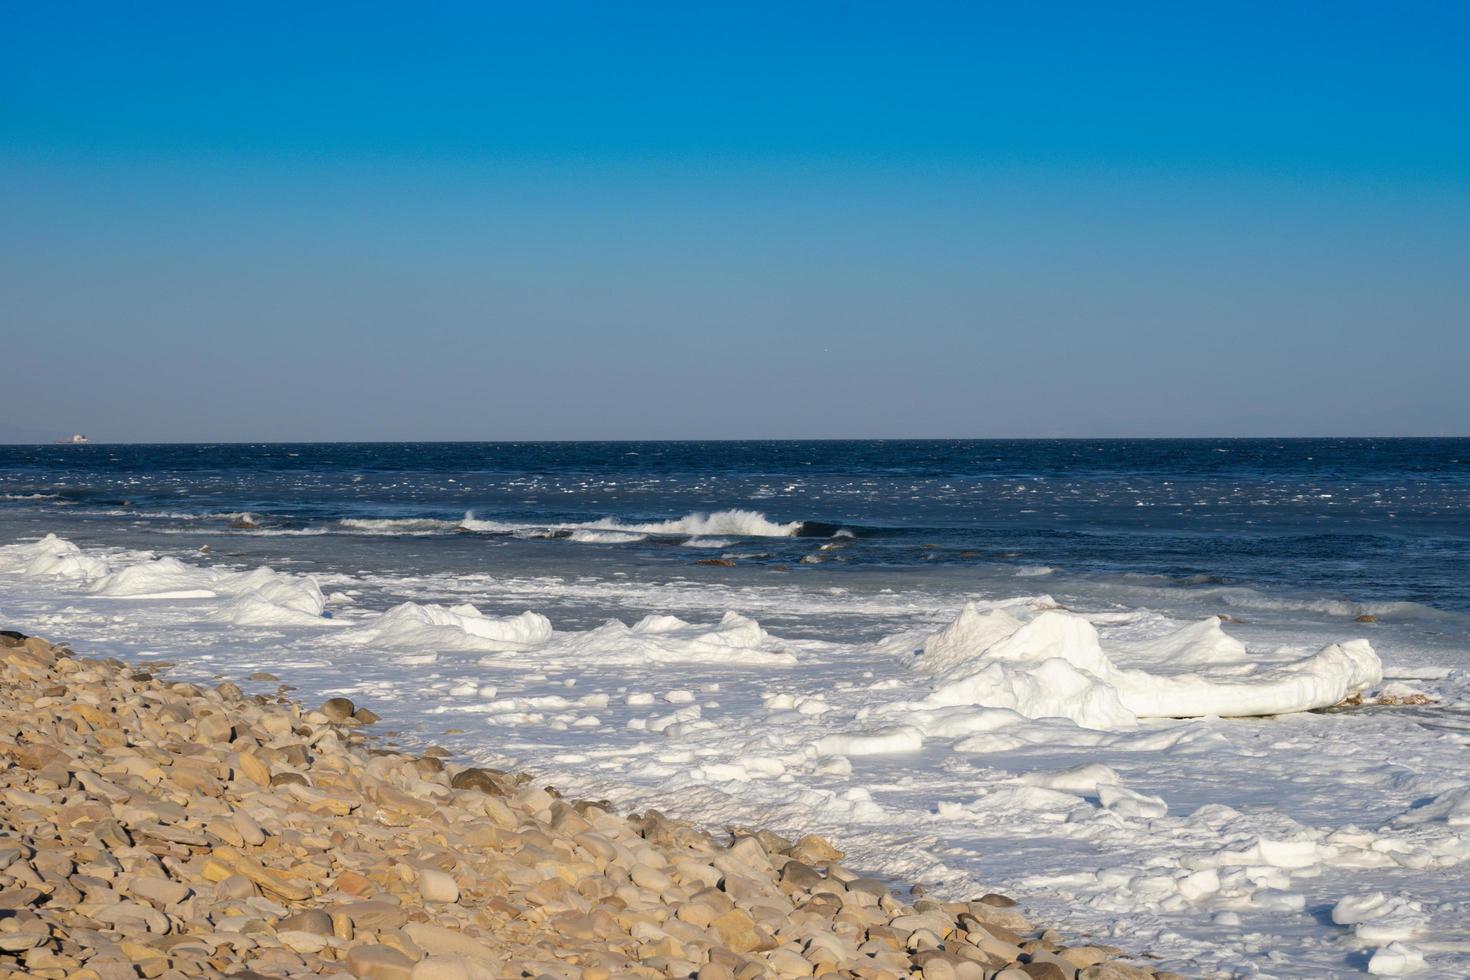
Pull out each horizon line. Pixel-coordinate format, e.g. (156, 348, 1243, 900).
(4, 435, 1469, 447)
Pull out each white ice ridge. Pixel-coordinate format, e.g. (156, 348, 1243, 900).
(0, 534, 329, 625)
(341, 602, 552, 651)
(8, 533, 112, 581)
(552, 612, 799, 666)
(902, 601, 1381, 726)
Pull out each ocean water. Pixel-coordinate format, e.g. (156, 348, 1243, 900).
(2, 439, 1469, 977)
(3, 438, 1469, 615)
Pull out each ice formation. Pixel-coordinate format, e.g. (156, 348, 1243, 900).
(905, 603, 1381, 725)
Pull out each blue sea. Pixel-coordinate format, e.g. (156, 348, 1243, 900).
(2, 438, 1468, 616)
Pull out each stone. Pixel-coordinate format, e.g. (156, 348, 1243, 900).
(402, 923, 502, 966)
(418, 867, 460, 903)
(1059, 947, 1111, 969)
(196, 712, 235, 743)
(1019, 964, 1071, 980)
(449, 767, 508, 795)
(126, 877, 190, 907)
(411, 956, 498, 980)
(236, 751, 271, 787)
(335, 901, 409, 930)
(766, 947, 814, 976)
(322, 697, 357, 722)
(1078, 967, 1155, 980)
(233, 809, 266, 846)
(278, 929, 330, 953)
(790, 834, 844, 864)
(711, 908, 761, 954)
(278, 909, 334, 936)
(345, 944, 416, 980)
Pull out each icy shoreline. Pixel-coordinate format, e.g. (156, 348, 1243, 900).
(1, 532, 1467, 977)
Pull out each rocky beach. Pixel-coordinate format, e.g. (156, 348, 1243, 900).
(0, 628, 1183, 980)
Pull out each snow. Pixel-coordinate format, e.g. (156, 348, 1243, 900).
(904, 602, 1382, 724)
(1, 532, 1468, 977)
(342, 602, 551, 651)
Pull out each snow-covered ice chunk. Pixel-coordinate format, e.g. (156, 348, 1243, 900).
(814, 726, 924, 756)
(1367, 942, 1425, 976)
(345, 602, 551, 651)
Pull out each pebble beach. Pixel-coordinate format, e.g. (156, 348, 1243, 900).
(0, 628, 1182, 980)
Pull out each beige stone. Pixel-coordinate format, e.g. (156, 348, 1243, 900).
(710, 908, 761, 954)
(345, 944, 415, 980)
(417, 867, 460, 903)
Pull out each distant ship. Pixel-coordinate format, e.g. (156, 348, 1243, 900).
(54, 434, 89, 445)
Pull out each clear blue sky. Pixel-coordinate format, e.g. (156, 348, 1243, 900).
(3, 1, 1467, 440)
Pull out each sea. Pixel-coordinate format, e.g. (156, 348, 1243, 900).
(2, 439, 1468, 977)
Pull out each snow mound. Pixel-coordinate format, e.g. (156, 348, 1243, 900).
(558, 612, 798, 666)
(1, 535, 331, 624)
(901, 605, 1381, 728)
(210, 594, 332, 627)
(1, 534, 113, 581)
(206, 569, 329, 626)
(1116, 639, 1382, 719)
(1110, 616, 1250, 668)
(346, 602, 552, 651)
(90, 557, 220, 598)
(1394, 786, 1470, 827)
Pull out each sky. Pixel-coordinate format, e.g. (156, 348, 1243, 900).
(2, 2, 1468, 441)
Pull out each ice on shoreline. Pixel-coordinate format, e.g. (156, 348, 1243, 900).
(0, 532, 1465, 977)
(893, 601, 1381, 729)
(341, 602, 552, 651)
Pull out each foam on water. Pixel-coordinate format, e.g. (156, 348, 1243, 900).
(453, 508, 805, 542)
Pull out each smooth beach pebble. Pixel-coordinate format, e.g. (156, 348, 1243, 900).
(417, 867, 460, 903)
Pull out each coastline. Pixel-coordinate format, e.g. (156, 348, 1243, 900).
(0, 628, 1181, 980)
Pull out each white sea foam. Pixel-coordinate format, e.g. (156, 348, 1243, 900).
(456, 508, 802, 540)
(567, 530, 648, 544)
(340, 518, 460, 535)
(609, 509, 802, 537)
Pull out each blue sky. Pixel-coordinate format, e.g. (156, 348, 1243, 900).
(3, 2, 1467, 440)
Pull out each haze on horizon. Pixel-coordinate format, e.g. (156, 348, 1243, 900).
(3, 2, 1468, 443)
